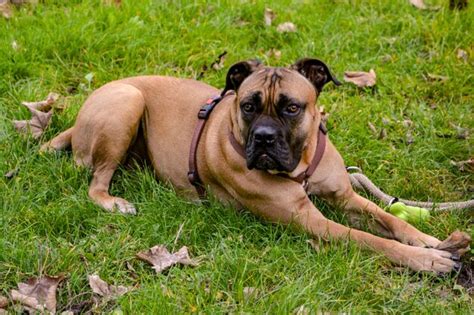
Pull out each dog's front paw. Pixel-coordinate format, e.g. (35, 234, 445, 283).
(113, 197, 137, 215)
(404, 247, 461, 273)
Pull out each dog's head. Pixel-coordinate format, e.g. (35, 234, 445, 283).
(224, 58, 340, 172)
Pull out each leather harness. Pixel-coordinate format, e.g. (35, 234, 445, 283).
(188, 93, 328, 198)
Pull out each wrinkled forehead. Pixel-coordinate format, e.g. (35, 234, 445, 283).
(238, 67, 317, 105)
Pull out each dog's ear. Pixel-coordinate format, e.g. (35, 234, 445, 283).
(291, 58, 341, 93)
(222, 60, 262, 96)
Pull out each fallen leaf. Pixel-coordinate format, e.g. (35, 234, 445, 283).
(210, 51, 227, 71)
(276, 22, 297, 33)
(293, 305, 310, 315)
(450, 123, 469, 139)
(457, 49, 468, 62)
(0, 0, 12, 19)
(13, 107, 52, 139)
(4, 167, 19, 179)
(401, 119, 413, 128)
(22, 92, 60, 111)
(319, 106, 329, 124)
(136, 245, 199, 273)
(242, 287, 257, 299)
(368, 122, 377, 134)
(426, 73, 448, 82)
(410, 0, 426, 9)
(10, 274, 65, 313)
(307, 239, 320, 253)
(265, 48, 282, 60)
(378, 128, 387, 140)
(344, 69, 376, 87)
(450, 159, 474, 172)
(405, 130, 414, 144)
(88, 274, 132, 299)
(264, 8, 276, 26)
(11, 40, 19, 51)
(103, 0, 121, 5)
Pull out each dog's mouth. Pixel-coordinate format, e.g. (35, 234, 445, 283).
(246, 146, 297, 172)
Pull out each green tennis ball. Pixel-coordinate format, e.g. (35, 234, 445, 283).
(388, 202, 430, 224)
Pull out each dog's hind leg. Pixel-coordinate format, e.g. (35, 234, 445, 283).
(40, 127, 74, 152)
(72, 82, 146, 214)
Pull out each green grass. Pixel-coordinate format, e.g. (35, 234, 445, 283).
(1, 0, 473, 313)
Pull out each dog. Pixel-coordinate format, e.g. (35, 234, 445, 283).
(41, 58, 469, 273)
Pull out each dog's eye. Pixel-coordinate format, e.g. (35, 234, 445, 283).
(285, 104, 300, 115)
(242, 103, 255, 113)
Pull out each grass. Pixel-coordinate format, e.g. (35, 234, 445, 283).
(0, 0, 473, 313)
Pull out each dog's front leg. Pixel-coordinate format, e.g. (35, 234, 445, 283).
(341, 191, 442, 248)
(228, 177, 459, 273)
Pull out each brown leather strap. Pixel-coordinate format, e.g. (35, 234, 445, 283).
(228, 123, 327, 189)
(188, 95, 223, 198)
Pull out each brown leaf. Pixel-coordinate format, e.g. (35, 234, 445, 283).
(265, 48, 282, 60)
(368, 122, 377, 134)
(378, 128, 387, 140)
(88, 274, 132, 299)
(4, 168, 19, 179)
(405, 130, 414, 144)
(264, 8, 276, 26)
(10, 274, 65, 313)
(0, 1, 12, 19)
(210, 51, 227, 71)
(450, 123, 469, 139)
(136, 245, 199, 273)
(450, 159, 474, 172)
(22, 92, 60, 111)
(457, 49, 468, 62)
(13, 107, 52, 139)
(426, 73, 448, 82)
(276, 22, 297, 33)
(436, 231, 471, 256)
(307, 239, 320, 253)
(410, 0, 427, 9)
(242, 287, 258, 299)
(102, 0, 121, 5)
(344, 69, 376, 87)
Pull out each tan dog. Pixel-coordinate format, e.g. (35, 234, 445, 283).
(42, 58, 469, 273)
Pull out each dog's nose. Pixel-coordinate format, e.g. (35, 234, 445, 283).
(253, 126, 277, 146)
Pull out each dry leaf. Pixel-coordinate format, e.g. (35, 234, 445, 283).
(102, 0, 121, 5)
(11, 40, 19, 51)
(401, 119, 413, 128)
(22, 92, 60, 111)
(293, 305, 310, 315)
(211, 51, 227, 71)
(457, 49, 468, 62)
(368, 122, 377, 134)
(4, 168, 19, 179)
(405, 130, 414, 144)
(450, 159, 474, 172)
(10, 274, 65, 313)
(137, 245, 199, 273)
(264, 8, 276, 26)
(0, 0, 12, 19)
(344, 69, 376, 87)
(319, 106, 329, 124)
(378, 128, 387, 140)
(265, 48, 282, 60)
(88, 274, 132, 299)
(276, 22, 297, 33)
(242, 287, 257, 299)
(307, 239, 320, 253)
(13, 107, 52, 139)
(426, 73, 448, 82)
(410, 0, 426, 9)
(450, 123, 469, 139)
